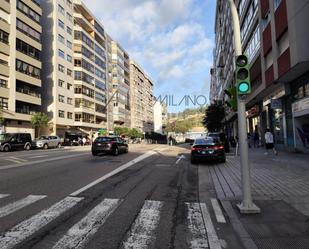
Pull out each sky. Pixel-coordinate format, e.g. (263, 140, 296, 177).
(82, 0, 216, 112)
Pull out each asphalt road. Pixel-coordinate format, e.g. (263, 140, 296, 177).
(0, 144, 242, 249)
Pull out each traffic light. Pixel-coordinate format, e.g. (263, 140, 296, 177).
(236, 55, 251, 95)
(224, 86, 237, 111)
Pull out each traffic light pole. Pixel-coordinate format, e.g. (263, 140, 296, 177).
(227, 0, 260, 213)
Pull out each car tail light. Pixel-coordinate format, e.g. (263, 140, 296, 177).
(214, 145, 224, 150)
(191, 147, 200, 151)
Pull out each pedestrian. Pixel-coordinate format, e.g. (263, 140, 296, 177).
(264, 128, 277, 155)
(253, 126, 259, 148)
(247, 132, 252, 148)
(169, 135, 173, 146)
(82, 137, 86, 146)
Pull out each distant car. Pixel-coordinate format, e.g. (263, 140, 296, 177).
(92, 136, 128, 156)
(34, 135, 62, 149)
(191, 137, 226, 164)
(0, 133, 32, 152)
(207, 132, 230, 152)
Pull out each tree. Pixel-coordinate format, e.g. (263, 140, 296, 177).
(31, 112, 49, 137)
(203, 103, 225, 132)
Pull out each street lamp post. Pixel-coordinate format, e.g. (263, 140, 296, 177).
(227, 0, 260, 213)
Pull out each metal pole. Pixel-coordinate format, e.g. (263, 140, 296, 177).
(227, 0, 260, 213)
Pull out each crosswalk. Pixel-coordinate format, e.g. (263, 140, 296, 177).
(0, 193, 224, 249)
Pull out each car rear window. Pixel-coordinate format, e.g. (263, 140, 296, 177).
(195, 137, 220, 145)
(95, 137, 116, 142)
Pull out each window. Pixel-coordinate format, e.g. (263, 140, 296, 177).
(66, 0, 72, 8)
(58, 4, 65, 15)
(58, 19, 64, 29)
(58, 79, 64, 87)
(67, 54, 72, 63)
(58, 64, 65, 73)
(0, 78, 8, 88)
(16, 39, 40, 60)
(16, 19, 41, 42)
(0, 97, 8, 110)
(67, 98, 73, 105)
(16, 59, 41, 79)
(58, 34, 65, 44)
(0, 29, 9, 44)
(67, 69, 72, 77)
(58, 95, 65, 103)
(67, 112, 73, 119)
(67, 83, 72, 90)
(66, 13, 72, 22)
(58, 49, 65, 59)
(0, 9, 9, 23)
(67, 40, 72, 49)
(58, 110, 65, 118)
(67, 26, 72, 36)
(17, 0, 40, 23)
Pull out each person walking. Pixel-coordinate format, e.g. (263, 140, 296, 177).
(264, 128, 277, 155)
(168, 135, 173, 146)
(253, 126, 260, 148)
(82, 136, 86, 146)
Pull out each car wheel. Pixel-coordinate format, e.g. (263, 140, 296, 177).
(57, 143, 61, 148)
(113, 147, 119, 156)
(25, 144, 31, 151)
(125, 147, 128, 153)
(92, 151, 98, 156)
(3, 145, 10, 152)
(43, 144, 48, 150)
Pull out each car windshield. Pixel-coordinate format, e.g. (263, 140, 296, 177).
(0, 133, 13, 141)
(95, 137, 116, 142)
(195, 138, 220, 145)
(38, 136, 49, 140)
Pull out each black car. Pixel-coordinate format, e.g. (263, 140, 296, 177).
(208, 132, 230, 152)
(191, 137, 226, 164)
(92, 136, 128, 156)
(0, 133, 32, 152)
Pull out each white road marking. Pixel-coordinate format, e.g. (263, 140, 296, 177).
(186, 202, 209, 249)
(0, 194, 10, 199)
(5, 158, 24, 164)
(29, 155, 48, 159)
(0, 195, 47, 218)
(0, 196, 83, 249)
(53, 198, 121, 249)
(70, 150, 157, 196)
(200, 203, 222, 249)
(210, 199, 226, 223)
(176, 155, 186, 164)
(9, 156, 28, 162)
(0, 152, 89, 170)
(122, 200, 163, 249)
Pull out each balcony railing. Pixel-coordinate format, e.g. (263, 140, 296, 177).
(16, 87, 41, 98)
(16, 108, 37, 115)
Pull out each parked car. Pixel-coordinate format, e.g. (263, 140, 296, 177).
(0, 133, 32, 152)
(207, 132, 230, 152)
(92, 136, 128, 156)
(33, 135, 62, 149)
(191, 137, 226, 164)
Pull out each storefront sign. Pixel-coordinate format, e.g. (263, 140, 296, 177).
(271, 99, 282, 109)
(247, 105, 259, 117)
(292, 97, 309, 114)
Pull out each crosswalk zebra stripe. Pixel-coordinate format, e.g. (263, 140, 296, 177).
(122, 200, 163, 249)
(210, 199, 226, 223)
(0, 196, 83, 249)
(186, 202, 209, 249)
(0, 195, 47, 218)
(53, 198, 121, 249)
(200, 203, 222, 249)
(0, 194, 10, 199)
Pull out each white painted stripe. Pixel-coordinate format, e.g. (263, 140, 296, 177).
(0, 194, 10, 199)
(0, 195, 47, 218)
(29, 155, 48, 159)
(9, 156, 27, 162)
(210, 199, 226, 223)
(0, 153, 88, 170)
(0, 196, 83, 249)
(6, 159, 24, 164)
(123, 200, 163, 249)
(186, 202, 209, 249)
(53, 198, 121, 249)
(200, 203, 222, 249)
(70, 150, 157, 196)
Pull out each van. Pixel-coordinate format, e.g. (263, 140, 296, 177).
(0, 133, 32, 152)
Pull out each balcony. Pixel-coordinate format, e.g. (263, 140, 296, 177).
(275, 0, 288, 40)
(265, 65, 274, 86)
(277, 48, 290, 78)
(0, 0, 10, 13)
(262, 23, 272, 56)
(16, 87, 41, 106)
(0, 62, 9, 77)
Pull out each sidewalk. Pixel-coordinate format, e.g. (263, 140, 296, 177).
(199, 148, 309, 249)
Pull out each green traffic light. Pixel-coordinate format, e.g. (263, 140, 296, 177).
(238, 82, 249, 93)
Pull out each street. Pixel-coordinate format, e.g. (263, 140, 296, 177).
(0, 144, 242, 249)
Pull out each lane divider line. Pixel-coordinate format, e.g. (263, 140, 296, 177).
(9, 157, 28, 162)
(122, 200, 163, 249)
(70, 150, 157, 197)
(0, 196, 83, 249)
(210, 199, 226, 223)
(0, 194, 10, 199)
(53, 198, 121, 249)
(0, 195, 47, 219)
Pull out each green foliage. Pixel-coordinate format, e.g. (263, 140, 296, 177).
(31, 112, 49, 137)
(203, 103, 225, 132)
(165, 119, 195, 134)
(114, 127, 143, 139)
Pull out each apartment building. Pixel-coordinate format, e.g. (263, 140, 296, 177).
(110, 40, 131, 128)
(40, 0, 75, 136)
(212, 0, 309, 152)
(106, 34, 114, 132)
(0, 0, 42, 138)
(129, 60, 154, 133)
(72, 0, 108, 135)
